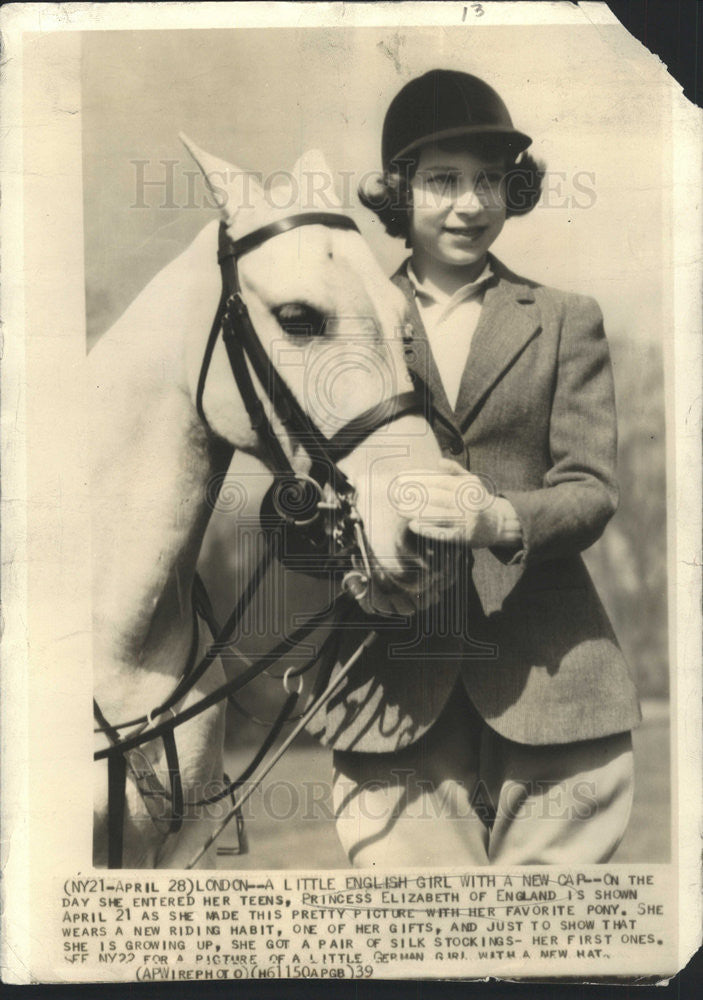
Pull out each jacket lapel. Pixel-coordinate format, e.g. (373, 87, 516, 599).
(391, 270, 457, 429)
(453, 257, 541, 430)
(392, 257, 542, 433)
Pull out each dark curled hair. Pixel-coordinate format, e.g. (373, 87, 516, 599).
(359, 139, 546, 246)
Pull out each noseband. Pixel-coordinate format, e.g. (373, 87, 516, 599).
(94, 212, 422, 868)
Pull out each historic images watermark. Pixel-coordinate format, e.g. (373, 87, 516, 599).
(120, 763, 603, 826)
(129, 160, 598, 214)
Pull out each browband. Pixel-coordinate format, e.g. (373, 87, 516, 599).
(218, 212, 360, 264)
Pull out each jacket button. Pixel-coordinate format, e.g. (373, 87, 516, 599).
(449, 436, 464, 455)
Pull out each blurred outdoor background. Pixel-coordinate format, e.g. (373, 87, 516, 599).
(82, 23, 672, 863)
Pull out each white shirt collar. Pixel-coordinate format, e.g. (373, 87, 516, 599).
(407, 257, 495, 311)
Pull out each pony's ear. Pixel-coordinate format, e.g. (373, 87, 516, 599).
(179, 132, 263, 222)
(282, 148, 344, 210)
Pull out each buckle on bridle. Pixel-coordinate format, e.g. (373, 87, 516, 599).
(146, 705, 177, 730)
(260, 474, 361, 576)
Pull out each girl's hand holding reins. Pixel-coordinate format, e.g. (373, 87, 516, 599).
(390, 458, 523, 548)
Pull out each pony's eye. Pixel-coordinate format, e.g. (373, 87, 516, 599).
(273, 302, 326, 338)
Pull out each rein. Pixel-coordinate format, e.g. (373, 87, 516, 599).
(94, 212, 420, 868)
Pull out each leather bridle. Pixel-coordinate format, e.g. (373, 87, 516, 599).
(93, 212, 422, 868)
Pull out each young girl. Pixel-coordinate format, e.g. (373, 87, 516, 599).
(312, 69, 641, 867)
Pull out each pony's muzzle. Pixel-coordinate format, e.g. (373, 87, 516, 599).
(386, 527, 462, 607)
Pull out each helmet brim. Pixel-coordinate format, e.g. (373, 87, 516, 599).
(389, 125, 532, 167)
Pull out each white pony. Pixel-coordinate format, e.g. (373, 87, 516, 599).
(91, 138, 446, 868)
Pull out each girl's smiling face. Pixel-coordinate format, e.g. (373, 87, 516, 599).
(409, 144, 508, 283)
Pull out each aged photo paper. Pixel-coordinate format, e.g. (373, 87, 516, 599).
(1, 0, 701, 985)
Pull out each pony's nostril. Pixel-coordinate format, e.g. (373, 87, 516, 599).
(392, 532, 462, 598)
(398, 524, 426, 558)
(399, 526, 449, 570)
(389, 533, 434, 583)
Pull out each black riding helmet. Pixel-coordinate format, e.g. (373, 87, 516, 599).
(382, 68, 532, 170)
